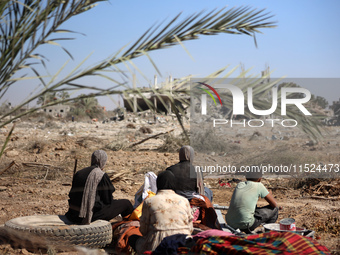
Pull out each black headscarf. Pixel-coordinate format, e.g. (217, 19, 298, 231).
(157, 171, 176, 191)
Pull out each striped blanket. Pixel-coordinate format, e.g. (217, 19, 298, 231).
(188, 231, 330, 255)
(156, 231, 330, 255)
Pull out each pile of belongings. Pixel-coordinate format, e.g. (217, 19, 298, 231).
(111, 172, 330, 255)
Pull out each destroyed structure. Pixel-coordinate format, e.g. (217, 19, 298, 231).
(122, 75, 190, 115)
(43, 104, 70, 117)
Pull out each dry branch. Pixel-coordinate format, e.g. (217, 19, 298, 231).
(43, 167, 49, 181)
(107, 170, 132, 182)
(129, 129, 174, 148)
(109, 172, 125, 180)
(299, 196, 340, 201)
(22, 162, 62, 169)
(0, 160, 17, 175)
(269, 187, 289, 191)
(316, 184, 325, 193)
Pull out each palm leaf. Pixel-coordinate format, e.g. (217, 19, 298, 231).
(1, 1, 323, 154)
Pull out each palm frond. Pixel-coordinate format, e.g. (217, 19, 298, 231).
(1, 1, 325, 154)
(1, 2, 277, 123)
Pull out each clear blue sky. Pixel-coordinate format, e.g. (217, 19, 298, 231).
(4, 0, 340, 110)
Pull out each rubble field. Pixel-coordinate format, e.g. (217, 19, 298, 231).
(0, 115, 339, 254)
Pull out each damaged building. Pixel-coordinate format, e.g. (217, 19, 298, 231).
(43, 104, 70, 117)
(122, 75, 190, 115)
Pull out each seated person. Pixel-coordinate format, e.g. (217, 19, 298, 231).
(129, 171, 193, 254)
(225, 170, 280, 233)
(65, 150, 133, 224)
(166, 145, 213, 202)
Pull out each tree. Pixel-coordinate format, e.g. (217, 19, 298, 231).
(37, 91, 70, 105)
(57, 91, 71, 101)
(0, 102, 12, 115)
(277, 82, 305, 98)
(36, 92, 57, 106)
(0, 0, 324, 150)
(311, 95, 328, 109)
(0, 1, 276, 121)
(72, 94, 103, 119)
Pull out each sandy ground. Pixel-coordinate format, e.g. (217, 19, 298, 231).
(0, 115, 339, 254)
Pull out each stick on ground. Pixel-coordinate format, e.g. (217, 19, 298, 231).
(73, 159, 78, 176)
(129, 129, 174, 148)
(0, 161, 16, 175)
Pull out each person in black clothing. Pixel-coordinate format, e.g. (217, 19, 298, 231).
(166, 145, 213, 202)
(65, 150, 133, 224)
(166, 146, 197, 199)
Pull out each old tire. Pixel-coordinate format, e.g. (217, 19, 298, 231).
(4, 215, 112, 250)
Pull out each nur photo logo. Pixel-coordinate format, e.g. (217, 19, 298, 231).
(194, 80, 313, 128)
(197, 82, 223, 115)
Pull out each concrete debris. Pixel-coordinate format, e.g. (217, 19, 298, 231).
(5, 150, 19, 157)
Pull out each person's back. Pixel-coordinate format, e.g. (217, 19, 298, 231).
(65, 165, 116, 224)
(130, 170, 193, 254)
(226, 170, 279, 233)
(66, 166, 101, 218)
(226, 181, 269, 230)
(141, 190, 191, 235)
(166, 160, 197, 193)
(140, 190, 193, 242)
(166, 145, 204, 201)
(65, 150, 133, 224)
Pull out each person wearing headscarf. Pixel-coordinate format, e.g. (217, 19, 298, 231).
(166, 146, 198, 198)
(166, 145, 213, 202)
(65, 150, 133, 224)
(129, 171, 193, 254)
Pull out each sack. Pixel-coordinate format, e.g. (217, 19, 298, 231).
(128, 191, 155, 221)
